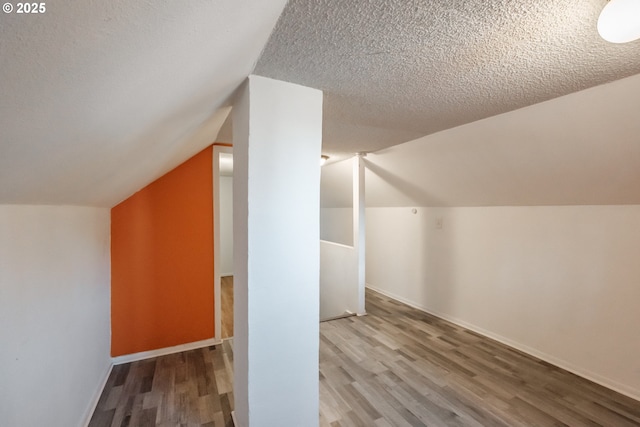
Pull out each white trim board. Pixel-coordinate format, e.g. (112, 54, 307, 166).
(111, 337, 222, 365)
(365, 284, 640, 402)
(231, 411, 240, 427)
(319, 239, 355, 250)
(81, 363, 113, 427)
(320, 311, 357, 323)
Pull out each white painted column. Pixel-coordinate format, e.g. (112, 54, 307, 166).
(233, 75, 323, 427)
(353, 154, 366, 315)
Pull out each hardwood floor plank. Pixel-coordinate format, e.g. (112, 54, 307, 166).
(90, 288, 640, 426)
(139, 407, 158, 427)
(318, 289, 640, 426)
(87, 408, 115, 427)
(113, 363, 130, 387)
(89, 345, 235, 427)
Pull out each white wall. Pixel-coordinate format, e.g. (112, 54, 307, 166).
(320, 241, 359, 320)
(319, 155, 366, 318)
(320, 157, 353, 208)
(320, 208, 353, 245)
(367, 205, 640, 400)
(233, 75, 322, 427)
(0, 205, 111, 427)
(220, 175, 234, 276)
(362, 73, 640, 208)
(320, 157, 354, 245)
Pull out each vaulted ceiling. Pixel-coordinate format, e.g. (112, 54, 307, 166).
(321, 73, 640, 207)
(257, 0, 640, 160)
(0, 0, 287, 206)
(1, 0, 639, 207)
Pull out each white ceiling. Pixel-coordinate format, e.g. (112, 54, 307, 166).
(256, 0, 640, 161)
(2, 0, 639, 208)
(0, 0, 287, 207)
(322, 73, 640, 207)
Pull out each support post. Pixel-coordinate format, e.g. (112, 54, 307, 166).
(353, 153, 366, 315)
(233, 75, 323, 427)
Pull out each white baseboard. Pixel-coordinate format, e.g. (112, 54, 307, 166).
(82, 361, 113, 427)
(111, 337, 222, 365)
(366, 284, 640, 402)
(320, 311, 357, 322)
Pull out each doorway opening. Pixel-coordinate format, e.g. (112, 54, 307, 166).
(214, 146, 234, 341)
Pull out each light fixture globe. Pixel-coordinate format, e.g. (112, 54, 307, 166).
(598, 0, 640, 43)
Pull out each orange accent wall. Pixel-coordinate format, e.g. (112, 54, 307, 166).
(111, 146, 214, 356)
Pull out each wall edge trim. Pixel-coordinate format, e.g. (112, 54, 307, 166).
(365, 284, 640, 402)
(231, 411, 241, 427)
(81, 362, 113, 427)
(111, 337, 223, 365)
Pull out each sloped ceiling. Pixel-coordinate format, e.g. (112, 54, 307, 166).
(0, 0, 288, 207)
(2, 0, 639, 208)
(321, 73, 640, 207)
(256, 0, 640, 161)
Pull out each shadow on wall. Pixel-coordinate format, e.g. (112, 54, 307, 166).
(363, 155, 465, 311)
(364, 159, 445, 206)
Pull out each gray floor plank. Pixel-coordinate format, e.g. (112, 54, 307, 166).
(319, 289, 640, 426)
(90, 290, 640, 426)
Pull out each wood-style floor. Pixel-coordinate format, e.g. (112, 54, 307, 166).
(221, 276, 234, 340)
(319, 289, 640, 426)
(88, 341, 234, 427)
(90, 289, 640, 426)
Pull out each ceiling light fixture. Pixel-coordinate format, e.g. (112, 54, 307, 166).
(598, 0, 640, 43)
(320, 155, 329, 166)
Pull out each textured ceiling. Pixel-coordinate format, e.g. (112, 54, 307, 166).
(0, 0, 287, 206)
(256, 0, 640, 160)
(2, 0, 640, 207)
(321, 73, 640, 207)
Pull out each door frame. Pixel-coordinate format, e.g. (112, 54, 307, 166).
(213, 144, 233, 341)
